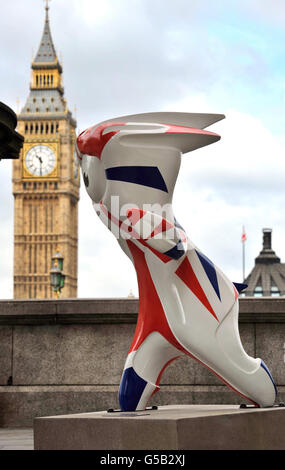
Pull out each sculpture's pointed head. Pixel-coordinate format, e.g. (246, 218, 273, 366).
(76, 112, 225, 161)
(76, 112, 225, 202)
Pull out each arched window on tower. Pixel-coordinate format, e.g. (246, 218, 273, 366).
(51, 75, 53, 86)
(254, 285, 263, 297)
(271, 285, 280, 297)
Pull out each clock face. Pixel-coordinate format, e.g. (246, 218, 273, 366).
(25, 145, 56, 177)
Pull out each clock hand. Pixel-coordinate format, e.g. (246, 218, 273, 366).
(36, 154, 43, 175)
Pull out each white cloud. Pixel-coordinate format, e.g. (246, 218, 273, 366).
(244, 0, 285, 26)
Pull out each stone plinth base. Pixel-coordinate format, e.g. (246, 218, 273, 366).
(1, 385, 263, 428)
(34, 404, 285, 450)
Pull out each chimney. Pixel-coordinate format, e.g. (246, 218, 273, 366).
(255, 228, 280, 264)
(262, 228, 272, 250)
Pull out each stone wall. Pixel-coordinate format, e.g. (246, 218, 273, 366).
(0, 298, 285, 426)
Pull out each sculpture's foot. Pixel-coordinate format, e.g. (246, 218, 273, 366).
(119, 332, 181, 411)
(240, 403, 284, 409)
(119, 366, 160, 411)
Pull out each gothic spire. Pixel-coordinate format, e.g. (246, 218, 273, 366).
(33, 2, 58, 65)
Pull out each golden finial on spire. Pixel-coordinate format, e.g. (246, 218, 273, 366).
(16, 98, 20, 114)
(45, 0, 51, 11)
(44, 0, 51, 22)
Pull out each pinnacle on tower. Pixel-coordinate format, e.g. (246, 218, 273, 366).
(33, 1, 57, 65)
(19, 1, 74, 119)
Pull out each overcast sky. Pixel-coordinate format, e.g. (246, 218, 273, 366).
(1, 0, 284, 298)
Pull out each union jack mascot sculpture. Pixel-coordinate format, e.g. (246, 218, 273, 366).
(76, 112, 276, 411)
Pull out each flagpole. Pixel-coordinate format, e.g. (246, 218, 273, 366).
(241, 226, 246, 282)
(242, 238, 245, 282)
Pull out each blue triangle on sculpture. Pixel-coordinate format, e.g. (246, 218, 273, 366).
(233, 282, 248, 293)
(195, 250, 221, 301)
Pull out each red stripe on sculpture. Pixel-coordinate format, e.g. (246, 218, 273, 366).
(77, 122, 125, 159)
(164, 123, 220, 138)
(175, 257, 219, 322)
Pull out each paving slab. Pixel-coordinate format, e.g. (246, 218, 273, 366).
(0, 428, 33, 450)
(34, 404, 285, 450)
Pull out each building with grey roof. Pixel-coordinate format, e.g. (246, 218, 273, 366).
(244, 228, 285, 297)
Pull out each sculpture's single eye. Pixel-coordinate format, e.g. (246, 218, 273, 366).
(83, 172, 89, 187)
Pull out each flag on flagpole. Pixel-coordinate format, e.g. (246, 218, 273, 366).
(241, 226, 247, 243)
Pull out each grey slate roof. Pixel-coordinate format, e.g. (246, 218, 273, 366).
(244, 229, 285, 296)
(34, 7, 57, 64)
(20, 89, 66, 116)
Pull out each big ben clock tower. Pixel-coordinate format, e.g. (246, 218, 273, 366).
(13, 3, 80, 299)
